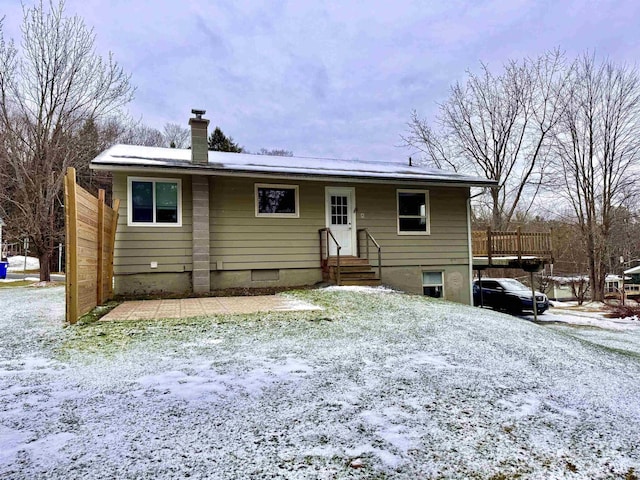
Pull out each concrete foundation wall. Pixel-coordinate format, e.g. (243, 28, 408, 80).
(114, 272, 192, 296)
(210, 268, 322, 290)
(383, 264, 471, 304)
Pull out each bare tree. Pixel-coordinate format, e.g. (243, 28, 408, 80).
(163, 122, 190, 148)
(567, 277, 589, 306)
(119, 124, 164, 147)
(0, 1, 134, 281)
(256, 148, 293, 157)
(552, 54, 640, 301)
(404, 50, 569, 229)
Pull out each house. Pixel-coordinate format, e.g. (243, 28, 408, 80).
(605, 274, 625, 296)
(90, 110, 495, 304)
(623, 265, 640, 297)
(547, 276, 588, 301)
(624, 265, 640, 285)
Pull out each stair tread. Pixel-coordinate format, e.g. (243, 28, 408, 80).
(339, 279, 382, 286)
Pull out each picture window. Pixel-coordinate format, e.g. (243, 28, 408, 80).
(255, 184, 299, 217)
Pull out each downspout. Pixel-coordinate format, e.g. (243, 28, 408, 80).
(466, 188, 474, 305)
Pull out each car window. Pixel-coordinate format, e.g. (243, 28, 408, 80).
(499, 279, 529, 292)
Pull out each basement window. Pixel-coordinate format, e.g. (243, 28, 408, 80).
(128, 177, 182, 226)
(422, 271, 443, 298)
(397, 189, 430, 235)
(255, 184, 299, 217)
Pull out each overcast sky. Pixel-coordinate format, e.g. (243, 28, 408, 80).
(1, 0, 639, 161)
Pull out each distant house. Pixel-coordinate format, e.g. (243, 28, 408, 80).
(605, 274, 625, 297)
(623, 265, 640, 297)
(90, 111, 495, 304)
(624, 265, 640, 285)
(547, 276, 587, 301)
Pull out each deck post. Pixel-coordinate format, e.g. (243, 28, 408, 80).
(97, 189, 105, 305)
(530, 270, 538, 321)
(517, 227, 522, 263)
(486, 227, 492, 265)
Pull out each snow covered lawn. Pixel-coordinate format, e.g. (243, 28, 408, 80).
(1, 286, 639, 478)
(6, 255, 39, 272)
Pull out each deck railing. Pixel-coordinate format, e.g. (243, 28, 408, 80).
(319, 228, 341, 284)
(357, 228, 382, 281)
(472, 227, 553, 263)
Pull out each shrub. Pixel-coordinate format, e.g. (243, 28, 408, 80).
(605, 302, 640, 320)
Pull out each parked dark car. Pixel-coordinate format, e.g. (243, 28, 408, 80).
(473, 278, 548, 315)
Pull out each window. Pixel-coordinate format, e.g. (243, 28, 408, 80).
(255, 184, 299, 217)
(423, 271, 443, 298)
(397, 189, 429, 234)
(127, 177, 181, 226)
(330, 194, 348, 225)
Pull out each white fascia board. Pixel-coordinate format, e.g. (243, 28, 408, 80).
(91, 163, 495, 188)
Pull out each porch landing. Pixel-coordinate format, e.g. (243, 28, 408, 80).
(101, 295, 322, 321)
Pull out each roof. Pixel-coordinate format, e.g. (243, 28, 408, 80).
(91, 144, 497, 187)
(624, 265, 640, 275)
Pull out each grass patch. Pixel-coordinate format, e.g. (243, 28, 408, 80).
(0, 280, 35, 288)
(75, 300, 121, 326)
(59, 294, 330, 359)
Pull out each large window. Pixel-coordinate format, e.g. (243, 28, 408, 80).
(397, 189, 429, 235)
(423, 271, 443, 298)
(255, 184, 299, 217)
(128, 177, 181, 226)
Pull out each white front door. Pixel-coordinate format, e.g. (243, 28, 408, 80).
(325, 187, 356, 256)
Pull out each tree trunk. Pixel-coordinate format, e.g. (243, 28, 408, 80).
(39, 251, 51, 282)
(491, 189, 502, 230)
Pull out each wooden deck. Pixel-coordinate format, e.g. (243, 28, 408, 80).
(472, 228, 553, 271)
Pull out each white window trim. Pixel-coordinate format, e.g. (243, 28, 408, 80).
(127, 176, 182, 227)
(422, 270, 444, 299)
(397, 189, 430, 235)
(255, 183, 300, 218)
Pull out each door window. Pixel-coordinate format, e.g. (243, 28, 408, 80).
(331, 195, 348, 225)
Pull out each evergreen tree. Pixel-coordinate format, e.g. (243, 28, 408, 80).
(208, 127, 243, 152)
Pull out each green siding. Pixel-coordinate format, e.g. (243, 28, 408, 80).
(113, 173, 471, 282)
(357, 184, 470, 267)
(209, 177, 324, 270)
(112, 172, 193, 275)
(209, 177, 471, 270)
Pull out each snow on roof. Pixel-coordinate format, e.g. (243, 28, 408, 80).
(91, 144, 496, 186)
(549, 275, 589, 283)
(624, 265, 640, 275)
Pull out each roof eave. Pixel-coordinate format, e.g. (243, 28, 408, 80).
(90, 161, 497, 188)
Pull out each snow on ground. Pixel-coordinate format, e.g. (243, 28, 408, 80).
(7, 255, 39, 272)
(1, 286, 640, 478)
(535, 308, 640, 331)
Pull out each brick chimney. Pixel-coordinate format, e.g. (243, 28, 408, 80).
(189, 109, 209, 165)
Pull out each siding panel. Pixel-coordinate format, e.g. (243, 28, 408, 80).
(112, 172, 193, 274)
(209, 177, 470, 270)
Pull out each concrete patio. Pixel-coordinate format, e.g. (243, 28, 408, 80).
(101, 295, 322, 321)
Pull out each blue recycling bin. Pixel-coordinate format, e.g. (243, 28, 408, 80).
(0, 261, 7, 279)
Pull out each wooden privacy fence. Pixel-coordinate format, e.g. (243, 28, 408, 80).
(64, 167, 120, 324)
(472, 227, 553, 263)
